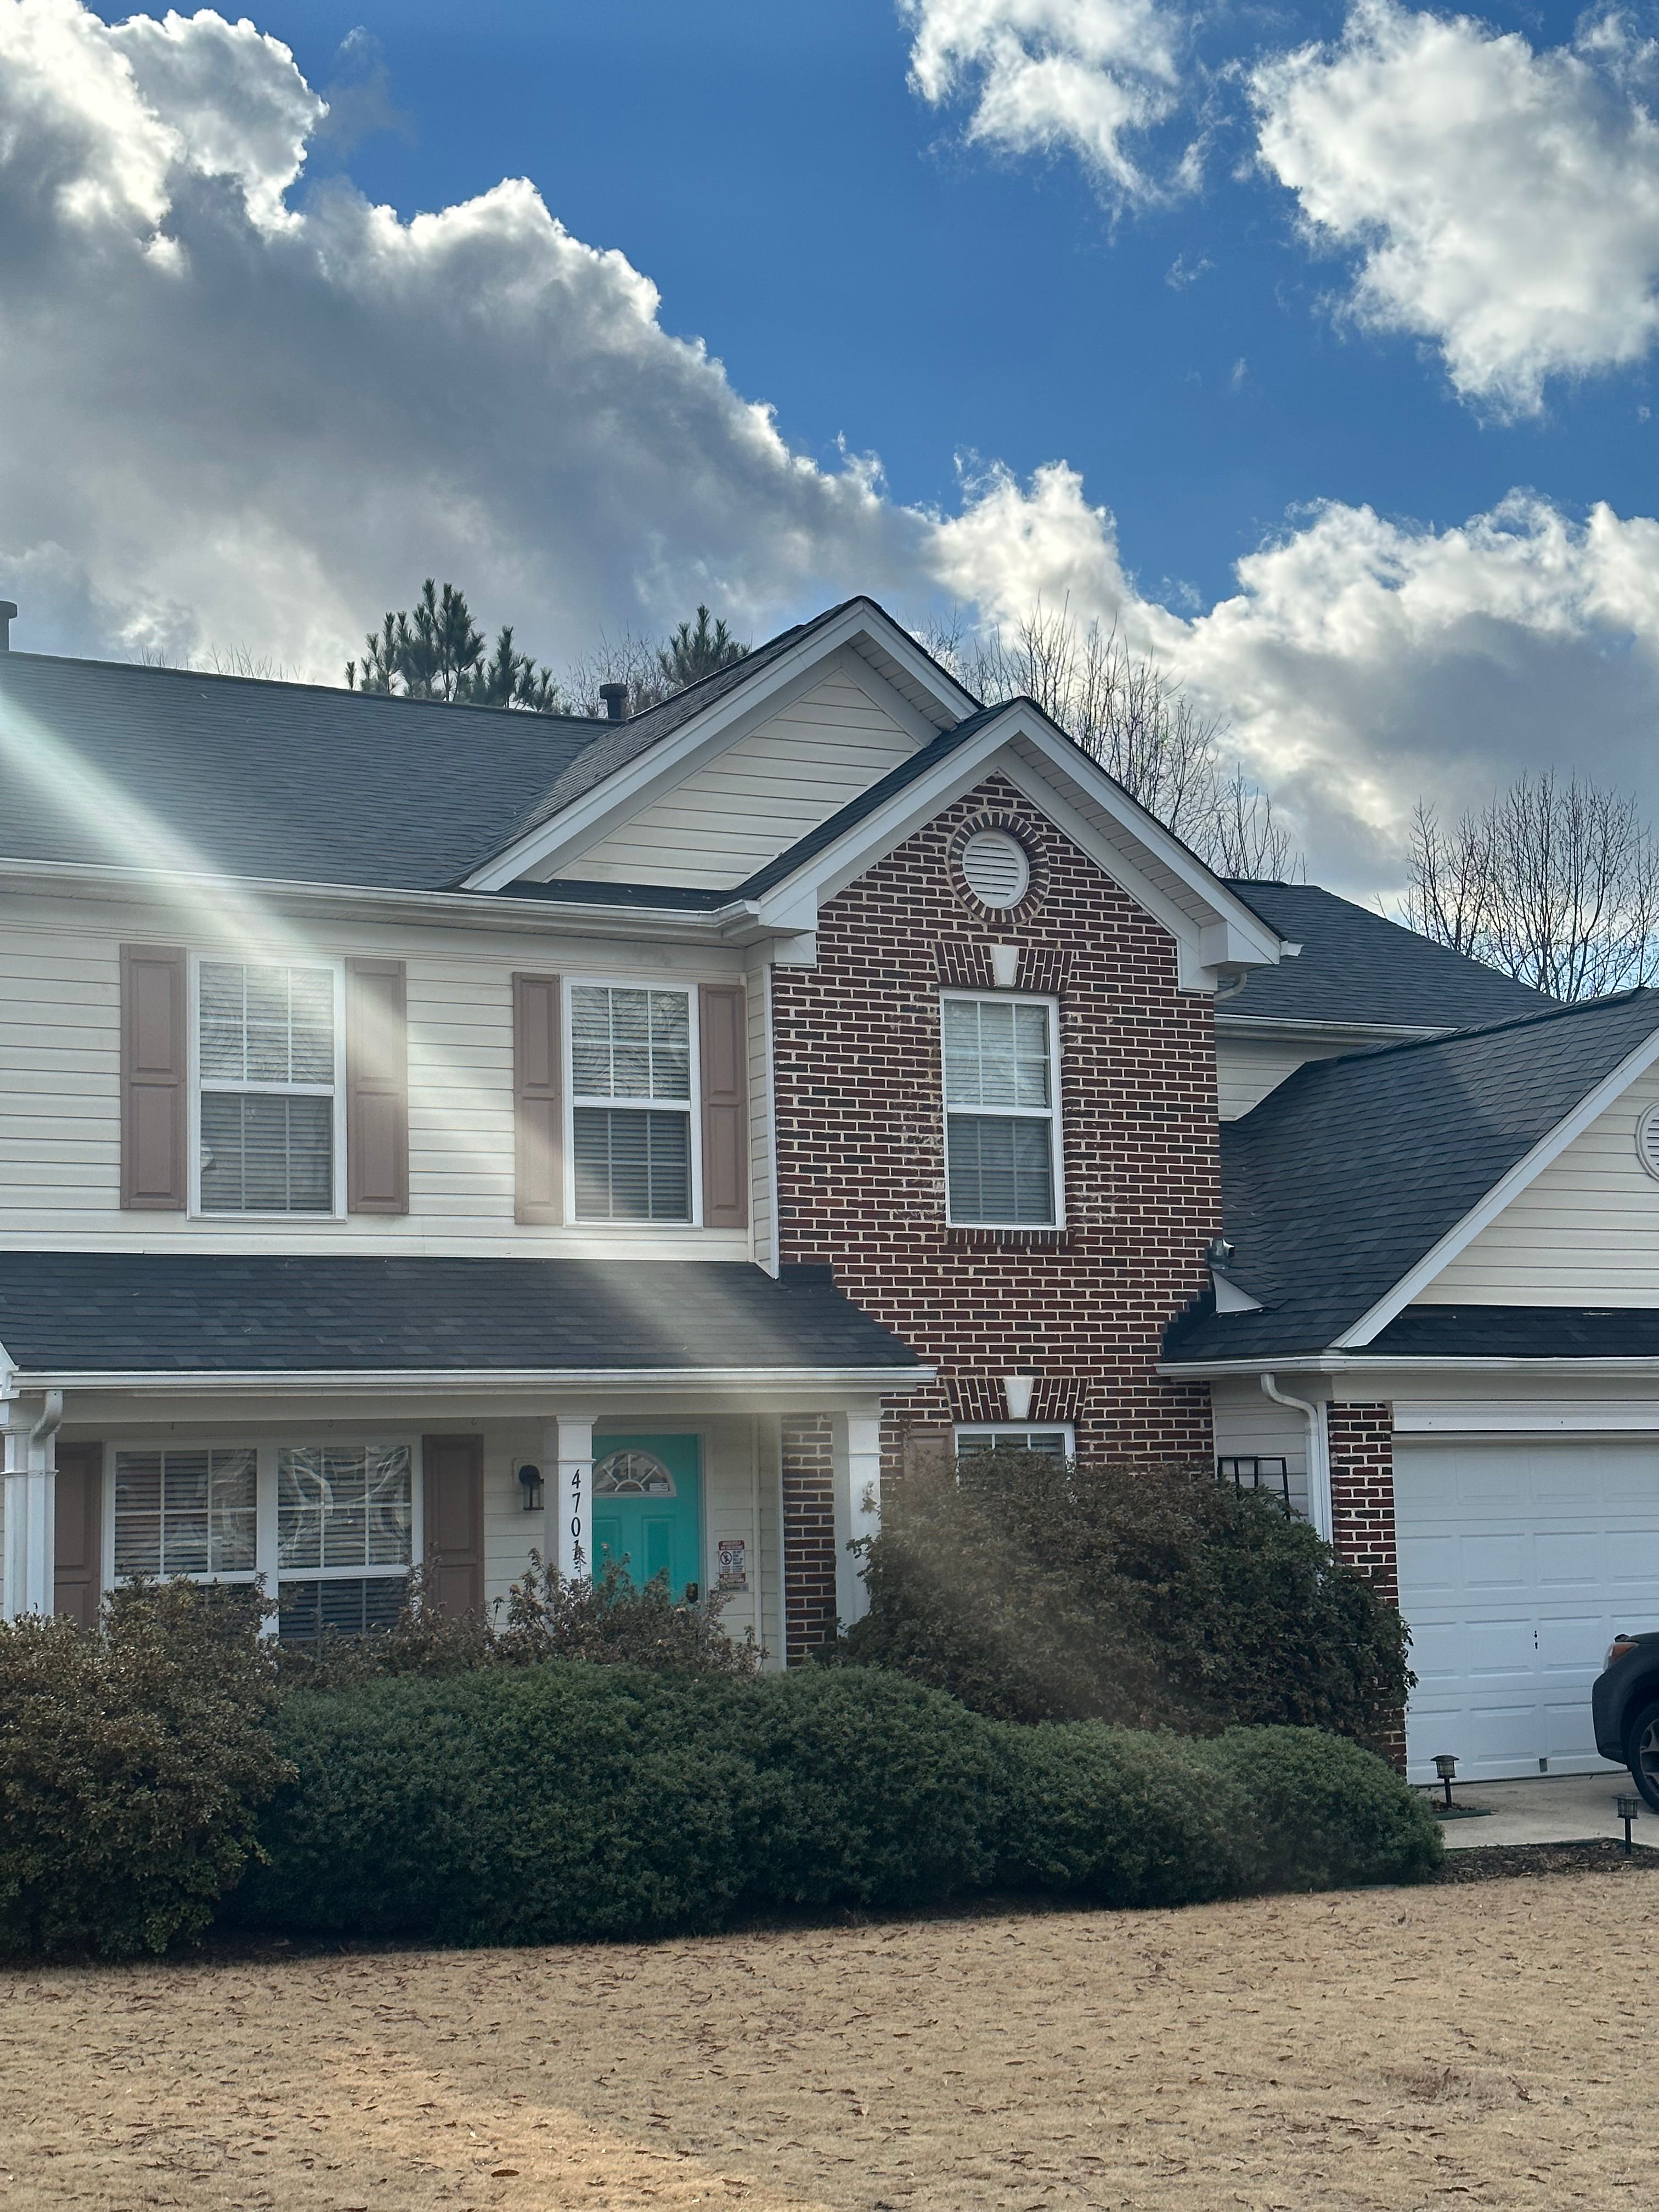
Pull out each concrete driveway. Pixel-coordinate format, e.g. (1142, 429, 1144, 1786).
(1429, 1769, 1656, 1849)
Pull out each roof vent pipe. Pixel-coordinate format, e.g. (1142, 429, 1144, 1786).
(599, 682, 627, 721)
(0, 602, 15, 652)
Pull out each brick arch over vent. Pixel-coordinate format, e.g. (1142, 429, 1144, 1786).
(773, 772, 1221, 1652)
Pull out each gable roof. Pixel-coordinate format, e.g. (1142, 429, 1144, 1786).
(1220, 879, 1550, 1030)
(0, 648, 610, 892)
(1164, 989, 1659, 1364)
(0, 1252, 924, 1379)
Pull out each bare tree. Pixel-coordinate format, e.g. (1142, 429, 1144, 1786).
(1403, 771, 1659, 1001)
(924, 599, 1301, 881)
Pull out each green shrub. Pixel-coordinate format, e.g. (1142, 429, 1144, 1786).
(0, 1582, 289, 1956)
(274, 1555, 761, 1691)
(235, 1664, 1002, 1945)
(234, 1663, 1436, 1948)
(840, 1451, 1413, 1751)
(1195, 1726, 1442, 1891)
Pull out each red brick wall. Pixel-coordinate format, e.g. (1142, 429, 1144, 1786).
(771, 774, 1222, 1649)
(1327, 1401, 1406, 1767)
(781, 1415, 836, 1664)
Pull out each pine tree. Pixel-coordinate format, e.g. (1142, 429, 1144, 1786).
(657, 605, 746, 690)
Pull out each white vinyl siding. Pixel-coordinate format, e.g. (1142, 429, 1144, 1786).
(1216, 1034, 1357, 1120)
(544, 670, 922, 889)
(1207, 1375, 1313, 1522)
(0, 907, 749, 1259)
(1418, 1062, 1659, 1306)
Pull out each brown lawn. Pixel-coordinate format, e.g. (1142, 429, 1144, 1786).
(1, 1862, 1652, 2212)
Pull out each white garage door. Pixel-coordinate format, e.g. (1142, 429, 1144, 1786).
(1395, 1437, 1659, 1783)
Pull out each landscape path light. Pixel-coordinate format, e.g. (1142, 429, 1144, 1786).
(1616, 1791, 1641, 1857)
(1432, 1753, 1458, 1810)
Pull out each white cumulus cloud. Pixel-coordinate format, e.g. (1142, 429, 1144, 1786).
(10, 0, 1659, 897)
(900, 0, 1183, 200)
(1252, 0, 1659, 413)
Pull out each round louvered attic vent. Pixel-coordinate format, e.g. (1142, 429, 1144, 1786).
(1638, 1104, 1659, 1181)
(960, 830, 1030, 909)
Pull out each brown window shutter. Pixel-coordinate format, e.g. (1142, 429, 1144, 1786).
(120, 943, 187, 1210)
(514, 972, 563, 1224)
(699, 983, 748, 1229)
(346, 958, 409, 1215)
(422, 1434, 484, 1618)
(54, 1441, 104, 1630)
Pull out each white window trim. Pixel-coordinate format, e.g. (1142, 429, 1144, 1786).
(103, 1438, 424, 1631)
(565, 974, 704, 1228)
(939, 989, 1065, 1231)
(953, 1423, 1077, 1456)
(188, 954, 348, 1220)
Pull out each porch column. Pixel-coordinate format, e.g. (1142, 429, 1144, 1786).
(3, 1389, 63, 1621)
(830, 1406, 883, 1629)
(549, 1412, 596, 1584)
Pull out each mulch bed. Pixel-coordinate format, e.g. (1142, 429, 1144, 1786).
(1432, 1836, 1659, 1883)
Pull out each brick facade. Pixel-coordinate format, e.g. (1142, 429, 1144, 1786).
(771, 773, 1222, 1650)
(1326, 1401, 1406, 1767)
(781, 1415, 836, 1665)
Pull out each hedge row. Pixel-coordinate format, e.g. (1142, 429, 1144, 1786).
(228, 1664, 1441, 1949)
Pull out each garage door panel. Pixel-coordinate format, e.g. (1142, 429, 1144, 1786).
(1397, 1438, 1659, 1783)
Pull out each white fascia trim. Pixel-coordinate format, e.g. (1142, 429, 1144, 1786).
(10, 1364, 935, 1397)
(748, 707, 1284, 975)
(1334, 1019, 1659, 1348)
(462, 607, 977, 893)
(0, 856, 729, 945)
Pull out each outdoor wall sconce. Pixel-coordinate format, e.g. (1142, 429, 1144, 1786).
(1617, 1791, 1641, 1856)
(517, 1463, 545, 1513)
(1432, 1752, 1458, 1809)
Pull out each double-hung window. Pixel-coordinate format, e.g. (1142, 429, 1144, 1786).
(196, 960, 339, 1213)
(569, 983, 696, 1222)
(112, 1447, 258, 1582)
(941, 994, 1062, 1227)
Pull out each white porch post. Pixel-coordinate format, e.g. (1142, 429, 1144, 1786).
(3, 1389, 63, 1621)
(831, 1405, 883, 1629)
(550, 1412, 596, 1584)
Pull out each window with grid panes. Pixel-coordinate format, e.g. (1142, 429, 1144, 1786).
(569, 984, 694, 1221)
(113, 1448, 258, 1579)
(275, 1443, 413, 1640)
(941, 995, 1060, 1226)
(198, 961, 336, 1212)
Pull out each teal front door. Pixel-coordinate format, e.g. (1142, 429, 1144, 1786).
(591, 1434, 703, 1599)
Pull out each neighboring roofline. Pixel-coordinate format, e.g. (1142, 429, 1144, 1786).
(462, 599, 980, 891)
(1332, 999, 1659, 1347)
(0, 646, 613, 729)
(0, 1363, 935, 1396)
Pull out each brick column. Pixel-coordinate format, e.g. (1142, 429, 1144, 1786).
(1325, 1401, 1405, 1768)
(782, 1415, 837, 1663)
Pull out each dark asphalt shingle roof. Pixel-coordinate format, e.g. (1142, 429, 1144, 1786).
(0, 651, 610, 892)
(1164, 990, 1659, 1364)
(0, 1254, 923, 1376)
(1220, 880, 1550, 1030)
(1364, 1306, 1659, 1359)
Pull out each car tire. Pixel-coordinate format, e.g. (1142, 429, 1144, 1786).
(1625, 1699, 1659, 1813)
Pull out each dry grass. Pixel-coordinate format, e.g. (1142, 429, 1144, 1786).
(1, 1867, 1653, 2211)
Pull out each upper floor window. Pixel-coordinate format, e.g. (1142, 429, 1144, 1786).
(196, 960, 339, 1214)
(569, 983, 696, 1222)
(941, 993, 1062, 1227)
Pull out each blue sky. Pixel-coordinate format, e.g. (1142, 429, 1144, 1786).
(7, 0, 1659, 889)
(268, 0, 1654, 612)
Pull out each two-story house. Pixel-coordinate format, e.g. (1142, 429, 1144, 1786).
(8, 592, 1659, 1786)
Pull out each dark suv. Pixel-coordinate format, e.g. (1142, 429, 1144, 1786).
(1593, 1631, 1659, 1808)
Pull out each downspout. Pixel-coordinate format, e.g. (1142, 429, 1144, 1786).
(30, 1390, 65, 1458)
(1260, 1373, 1331, 1541)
